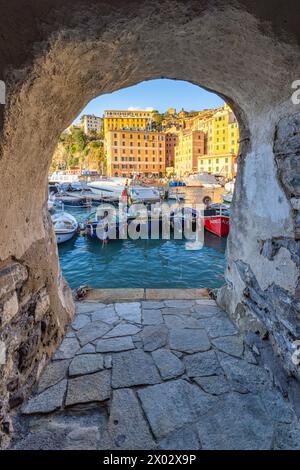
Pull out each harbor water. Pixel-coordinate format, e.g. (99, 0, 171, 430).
(57, 187, 227, 289)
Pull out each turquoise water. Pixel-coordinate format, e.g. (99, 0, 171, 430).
(59, 233, 226, 289)
(57, 187, 227, 289)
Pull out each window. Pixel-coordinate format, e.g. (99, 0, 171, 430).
(114, 133, 117, 138)
(114, 149, 118, 154)
(114, 141, 117, 145)
(122, 141, 125, 146)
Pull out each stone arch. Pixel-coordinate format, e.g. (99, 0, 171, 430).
(0, 0, 300, 446)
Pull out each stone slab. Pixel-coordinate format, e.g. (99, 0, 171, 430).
(69, 354, 104, 377)
(76, 321, 112, 346)
(84, 289, 145, 302)
(95, 336, 135, 353)
(22, 380, 67, 414)
(196, 392, 274, 450)
(112, 349, 161, 388)
(107, 388, 156, 449)
(53, 338, 80, 360)
(91, 305, 119, 324)
(145, 289, 209, 300)
(193, 375, 231, 395)
(212, 335, 244, 358)
(142, 325, 168, 352)
(169, 328, 210, 354)
(152, 349, 185, 380)
(38, 360, 70, 393)
(197, 315, 238, 338)
(184, 350, 221, 377)
(158, 425, 200, 450)
(142, 309, 163, 325)
(66, 370, 111, 406)
(137, 380, 195, 438)
(103, 323, 141, 338)
(115, 302, 142, 323)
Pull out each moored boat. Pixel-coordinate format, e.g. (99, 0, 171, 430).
(184, 172, 222, 188)
(51, 212, 78, 244)
(204, 214, 230, 237)
(204, 204, 230, 237)
(55, 193, 92, 207)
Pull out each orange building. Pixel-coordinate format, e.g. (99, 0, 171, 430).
(164, 131, 179, 169)
(174, 130, 205, 177)
(105, 130, 166, 178)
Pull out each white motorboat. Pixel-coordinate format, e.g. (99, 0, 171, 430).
(183, 173, 222, 188)
(49, 171, 80, 184)
(51, 212, 78, 244)
(88, 177, 160, 203)
(129, 186, 160, 203)
(87, 177, 130, 199)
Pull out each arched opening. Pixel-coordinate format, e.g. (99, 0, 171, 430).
(50, 79, 235, 291)
(0, 0, 299, 449)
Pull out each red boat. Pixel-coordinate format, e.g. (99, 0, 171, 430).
(204, 215, 230, 237)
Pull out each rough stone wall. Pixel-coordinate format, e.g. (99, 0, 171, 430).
(0, 0, 300, 446)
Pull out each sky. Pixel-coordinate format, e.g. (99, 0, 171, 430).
(74, 79, 224, 122)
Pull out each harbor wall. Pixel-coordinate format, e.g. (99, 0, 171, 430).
(0, 0, 299, 446)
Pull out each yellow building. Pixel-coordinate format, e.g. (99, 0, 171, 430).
(188, 103, 239, 178)
(103, 109, 155, 135)
(175, 130, 205, 177)
(198, 154, 237, 179)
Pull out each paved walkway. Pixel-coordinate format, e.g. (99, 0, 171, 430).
(11, 299, 300, 450)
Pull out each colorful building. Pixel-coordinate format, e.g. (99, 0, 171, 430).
(174, 130, 205, 176)
(197, 154, 237, 179)
(80, 114, 103, 134)
(164, 131, 179, 169)
(179, 103, 239, 179)
(105, 129, 166, 178)
(103, 109, 155, 134)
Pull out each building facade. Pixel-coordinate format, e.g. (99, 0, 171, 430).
(174, 130, 205, 176)
(80, 114, 103, 134)
(105, 129, 166, 178)
(175, 103, 239, 179)
(197, 154, 237, 179)
(164, 131, 179, 170)
(103, 109, 155, 134)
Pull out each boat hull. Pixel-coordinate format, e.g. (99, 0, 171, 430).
(55, 230, 77, 244)
(204, 215, 230, 237)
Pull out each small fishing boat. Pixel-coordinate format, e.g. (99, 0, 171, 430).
(55, 193, 92, 207)
(85, 211, 128, 241)
(51, 212, 78, 244)
(204, 204, 230, 238)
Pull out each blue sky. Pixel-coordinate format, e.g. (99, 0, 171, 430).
(74, 79, 224, 122)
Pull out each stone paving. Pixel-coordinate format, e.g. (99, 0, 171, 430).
(11, 299, 300, 450)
